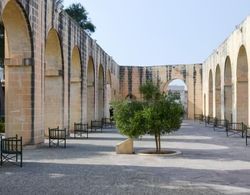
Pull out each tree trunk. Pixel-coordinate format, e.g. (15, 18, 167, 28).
(155, 133, 159, 153)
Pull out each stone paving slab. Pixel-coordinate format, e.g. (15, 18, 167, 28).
(1, 121, 250, 194)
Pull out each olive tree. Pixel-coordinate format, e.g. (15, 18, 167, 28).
(113, 81, 183, 153)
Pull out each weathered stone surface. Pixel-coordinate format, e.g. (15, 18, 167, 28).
(0, 0, 120, 144)
(119, 64, 203, 119)
(116, 138, 134, 154)
(203, 17, 250, 125)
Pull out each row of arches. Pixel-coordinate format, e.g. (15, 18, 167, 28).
(207, 45, 248, 125)
(0, 0, 113, 142)
(43, 28, 112, 132)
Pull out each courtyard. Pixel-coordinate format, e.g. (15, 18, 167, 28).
(1, 121, 250, 194)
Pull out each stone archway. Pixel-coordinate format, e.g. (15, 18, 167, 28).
(87, 57, 95, 124)
(224, 57, 232, 121)
(98, 64, 104, 120)
(237, 46, 248, 125)
(44, 29, 63, 134)
(215, 65, 221, 119)
(167, 79, 188, 119)
(70, 46, 81, 130)
(2, 0, 33, 144)
(208, 70, 213, 117)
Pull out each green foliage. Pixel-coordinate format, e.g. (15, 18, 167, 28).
(112, 101, 145, 138)
(0, 117, 5, 133)
(139, 81, 161, 101)
(65, 3, 96, 34)
(168, 91, 181, 100)
(113, 81, 183, 153)
(143, 95, 183, 136)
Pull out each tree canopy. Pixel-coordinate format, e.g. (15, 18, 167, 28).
(64, 3, 96, 34)
(113, 81, 184, 153)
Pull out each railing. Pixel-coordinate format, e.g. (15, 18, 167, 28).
(246, 127, 250, 146)
(195, 115, 250, 147)
(226, 122, 246, 138)
(213, 118, 228, 132)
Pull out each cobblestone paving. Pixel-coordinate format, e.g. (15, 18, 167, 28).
(1, 121, 250, 195)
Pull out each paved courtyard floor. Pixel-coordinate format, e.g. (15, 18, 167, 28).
(1, 120, 250, 194)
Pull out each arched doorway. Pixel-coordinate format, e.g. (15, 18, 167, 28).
(208, 70, 213, 117)
(98, 64, 104, 120)
(167, 79, 188, 119)
(87, 57, 95, 124)
(2, 0, 33, 143)
(215, 65, 221, 119)
(44, 29, 63, 134)
(237, 46, 248, 124)
(70, 46, 81, 130)
(224, 57, 232, 121)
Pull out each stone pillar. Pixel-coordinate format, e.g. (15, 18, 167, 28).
(5, 57, 33, 145)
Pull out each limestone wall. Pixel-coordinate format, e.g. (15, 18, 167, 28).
(203, 16, 250, 125)
(119, 64, 203, 119)
(0, 0, 120, 144)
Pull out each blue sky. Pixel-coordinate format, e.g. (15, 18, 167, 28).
(63, 0, 250, 66)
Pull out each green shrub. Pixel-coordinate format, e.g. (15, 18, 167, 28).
(112, 101, 145, 139)
(113, 81, 184, 153)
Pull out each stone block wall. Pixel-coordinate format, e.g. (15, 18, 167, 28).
(119, 64, 203, 119)
(203, 16, 250, 125)
(0, 0, 120, 144)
